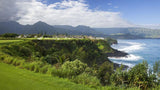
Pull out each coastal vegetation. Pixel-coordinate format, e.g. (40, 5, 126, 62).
(0, 36, 160, 90)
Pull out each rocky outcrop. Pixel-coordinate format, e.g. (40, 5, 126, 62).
(106, 49, 128, 57)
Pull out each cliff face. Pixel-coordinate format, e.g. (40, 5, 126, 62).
(1, 39, 128, 68)
(106, 49, 128, 57)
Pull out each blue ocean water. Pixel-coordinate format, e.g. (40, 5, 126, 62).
(109, 39, 160, 67)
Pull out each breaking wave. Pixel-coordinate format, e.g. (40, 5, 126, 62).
(117, 41, 146, 53)
(108, 54, 143, 61)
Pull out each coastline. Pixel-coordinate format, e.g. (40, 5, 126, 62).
(107, 42, 129, 69)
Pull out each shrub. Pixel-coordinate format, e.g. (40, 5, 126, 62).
(43, 55, 57, 64)
(61, 59, 87, 75)
(50, 61, 87, 78)
(50, 67, 62, 77)
(23, 61, 46, 72)
(111, 65, 128, 86)
(127, 61, 156, 89)
(19, 46, 32, 57)
(0, 53, 7, 61)
(15, 60, 25, 66)
(3, 57, 14, 64)
(29, 63, 36, 71)
(34, 64, 42, 73)
(39, 65, 52, 74)
(22, 62, 37, 71)
(1, 33, 18, 38)
(12, 59, 18, 66)
(52, 59, 87, 78)
(18, 60, 25, 68)
(0, 56, 4, 61)
(97, 61, 114, 85)
(47, 66, 56, 75)
(72, 73, 101, 88)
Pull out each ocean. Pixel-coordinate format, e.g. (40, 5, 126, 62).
(109, 39, 160, 68)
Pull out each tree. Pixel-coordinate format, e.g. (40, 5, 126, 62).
(111, 65, 128, 86)
(153, 60, 160, 77)
(128, 61, 156, 89)
(1, 33, 18, 38)
(97, 61, 114, 85)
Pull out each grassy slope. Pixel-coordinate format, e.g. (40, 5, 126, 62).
(0, 40, 23, 46)
(0, 63, 93, 90)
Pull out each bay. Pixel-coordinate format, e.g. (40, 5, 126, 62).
(109, 39, 160, 68)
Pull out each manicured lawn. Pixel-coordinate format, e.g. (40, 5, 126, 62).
(0, 63, 93, 90)
(0, 40, 23, 46)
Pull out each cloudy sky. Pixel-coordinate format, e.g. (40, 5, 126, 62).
(0, 0, 160, 28)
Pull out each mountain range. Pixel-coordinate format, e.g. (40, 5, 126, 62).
(0, 21, 103, 36)
(0, 21, 160, 39)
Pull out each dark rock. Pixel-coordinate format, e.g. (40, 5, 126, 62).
(106, 49, 128, 57)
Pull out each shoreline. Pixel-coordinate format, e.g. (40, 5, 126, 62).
(107, 42, 129, 69)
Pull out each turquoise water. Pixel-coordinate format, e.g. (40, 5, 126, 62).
(109, 39, 160, 67)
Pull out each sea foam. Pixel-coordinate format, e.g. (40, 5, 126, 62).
(109, 54, 143, 61)
(117, 41, 146, 53)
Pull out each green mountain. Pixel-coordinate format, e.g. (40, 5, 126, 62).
(94, 27, 160, 38)
(1, 21, 160, 38)
(0, 21, 102, 36)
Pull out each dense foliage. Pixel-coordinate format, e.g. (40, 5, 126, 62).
(0, 39, 160, 89)
(1, 39, 113, 66)
(0, 33, 19, 38)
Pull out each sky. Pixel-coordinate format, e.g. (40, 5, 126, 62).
(0, 0, 160, 28)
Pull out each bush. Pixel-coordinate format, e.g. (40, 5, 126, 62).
(0, 53, 7, 61)
(50, 67, 62, 77)
(22, 62, 36, 71)
(18, 60, 25, 68)
(39, 65, 52, 74)
(22, 61, 46, 72)
(49, 59, 87, 78)
(34, 64, 41, 73)
(1, 33, 18, 38)
(111, 65, 128, 86)
(62, 59, 87, 74)
(72, 73, 101, 88)
(3, 57, 14, 64)
(12, 59, 18, 66)
(128, 61, 156, 89)
(60, 59, 87, 77)
(29, 63, 36, 71)
(47, 66, 56, 75)
(15, 60, 25, 66)
(97, 61, 114, 85)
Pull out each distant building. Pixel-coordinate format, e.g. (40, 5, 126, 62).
(96, 37, 104, 40)
(88, 36, 95, 39)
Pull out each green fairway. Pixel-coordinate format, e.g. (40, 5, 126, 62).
(0, 40, 23, 46)
(0, 63, 93, 90)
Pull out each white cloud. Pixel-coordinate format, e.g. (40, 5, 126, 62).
(114, 6, 119, 9)
(3, 0, 133, 28)
(107, 3, 112, 6)
(0, 0, 32, 21)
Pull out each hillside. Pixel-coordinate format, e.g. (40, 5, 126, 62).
(0, 39, 120, 89)
(0, 39, 160, 89)
(0, 39, 117, 66)
(0, 62, 93, 90)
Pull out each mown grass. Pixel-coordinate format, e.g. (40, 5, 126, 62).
(0, 40, 23, 46)
(0, 62, 94, 90)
